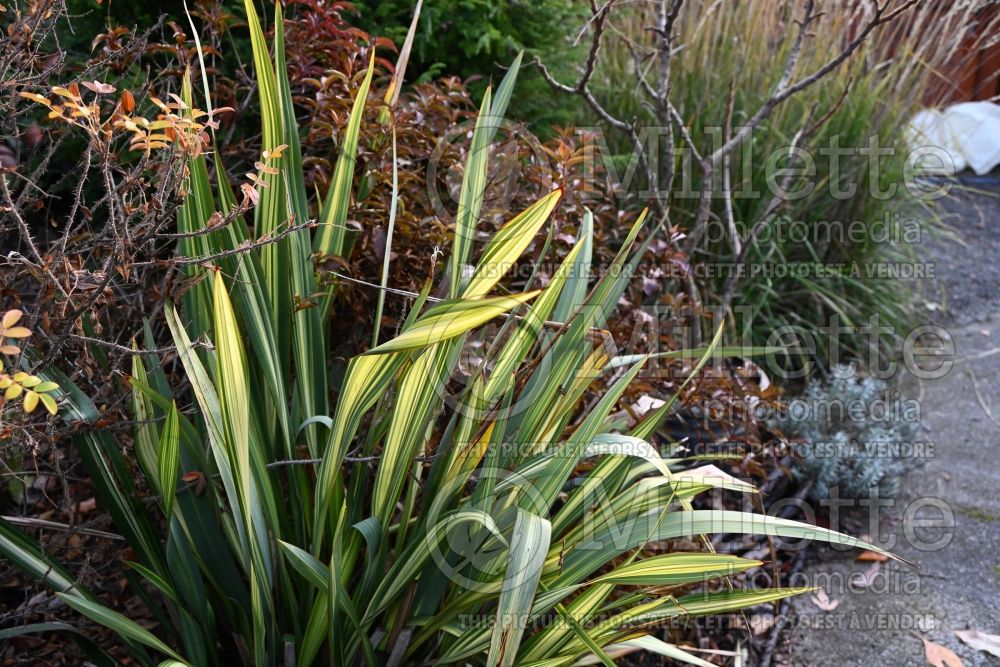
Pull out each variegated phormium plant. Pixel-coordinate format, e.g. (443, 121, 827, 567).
(0, 3, 897, 666)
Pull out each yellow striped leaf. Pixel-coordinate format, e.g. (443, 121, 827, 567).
(463, 189, 562, 299)
(366, 292, 540, 355)
(487, 510, 551, 667)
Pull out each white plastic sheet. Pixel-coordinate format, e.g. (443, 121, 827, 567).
(906, 102, 1000, 176)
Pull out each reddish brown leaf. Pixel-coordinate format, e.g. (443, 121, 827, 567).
(121, 89, 135, 113)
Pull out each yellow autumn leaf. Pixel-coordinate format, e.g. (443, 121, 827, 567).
(39, 393, 57, 415)
(18, 92, 52, 107)
(51, 86, 80, 101)
(3, 327, 31, 338)
(2, 310, 22, 328)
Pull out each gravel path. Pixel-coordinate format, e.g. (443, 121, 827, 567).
(781, 173, 1000, 666)
(923, 173, 1000, 324)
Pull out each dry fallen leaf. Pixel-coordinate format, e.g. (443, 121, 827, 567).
(675, 464, 758, 493)
(855, 549, 889, 562)
(76, 497, 97, 513)
(81, 80, 116, 94)
(955, 629, 1000, 658)
(809, 589, 839, 612)
(851, 561, 881, 588)
(749, 614, 775, 636)
(65, 533, 83, 560)
(920, 636, 965, 667)
(633, 394, 665, 416)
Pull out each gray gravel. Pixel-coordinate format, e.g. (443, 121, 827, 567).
(781, 172, 1000, 666)
(921, 172, 1000, 325)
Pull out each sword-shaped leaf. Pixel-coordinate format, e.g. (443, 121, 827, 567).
(158, 402, 181, 518)
(57, 594, 188, 664)
(364, 510, 505, 623)
(315, 55, 376, 282)
(448, 87, 492, 298)
(551, 208, 592, 324)
(463, 189, 561, 299)
(487, 510, 551, 667)
(366, 292, 540, 355)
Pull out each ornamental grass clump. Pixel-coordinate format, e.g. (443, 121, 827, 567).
(541, 0, 993, 361)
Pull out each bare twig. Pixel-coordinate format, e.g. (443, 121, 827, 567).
(968, 369, 1000, 431)
(721, 78, 740, 258)
(718, 97, 828, 314)
(141, 219, 317, 267)
(265, 451, 441, 469)
(69, 334, 213, 356)
(710, 0, 918, 166)
(533, 0, 633, 133)
(1, 176, 70, 299)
